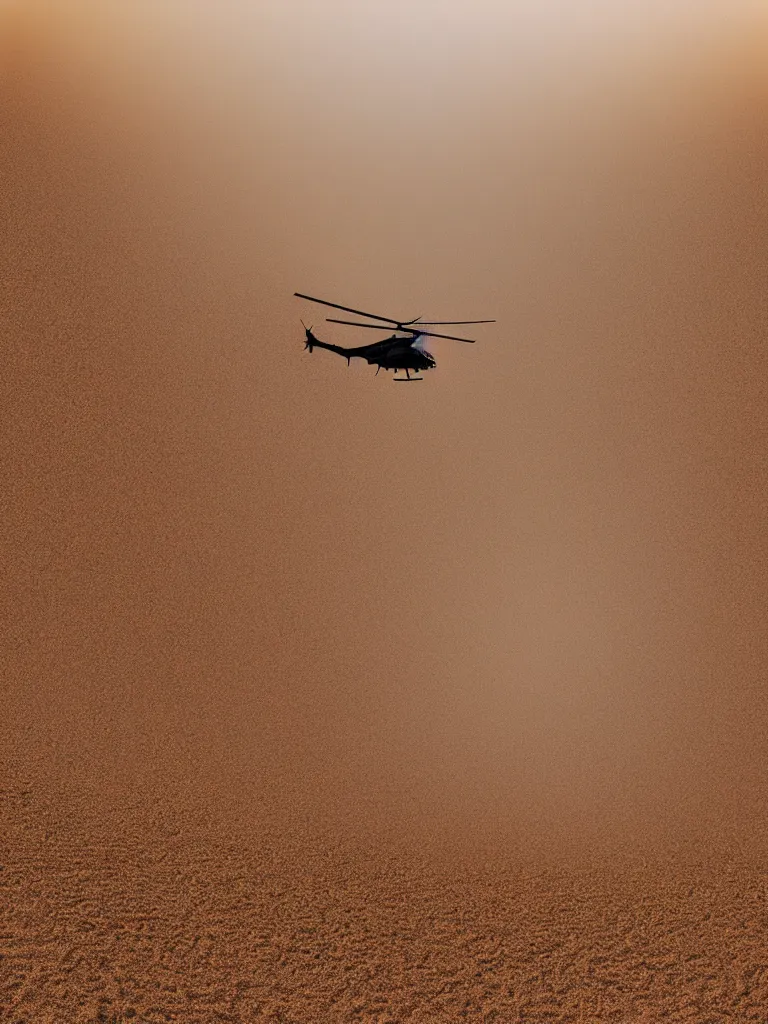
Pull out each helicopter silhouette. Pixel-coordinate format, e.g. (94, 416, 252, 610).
(295, 291, 494, 381)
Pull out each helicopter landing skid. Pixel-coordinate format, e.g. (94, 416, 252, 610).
(394, 374, 423, 382)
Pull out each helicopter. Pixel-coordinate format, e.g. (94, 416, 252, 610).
(295, 291, 495, 381)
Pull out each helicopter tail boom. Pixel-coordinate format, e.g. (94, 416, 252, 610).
(303, 326, 357, 362)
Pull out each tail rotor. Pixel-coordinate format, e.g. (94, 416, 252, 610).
(301, 321, 316, 353)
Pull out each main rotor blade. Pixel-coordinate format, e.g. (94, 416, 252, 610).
(411, 319, 496, 325)
(326, 318, 476, 343)
(414, 329, 477, 343)
(294, 292, 403, 326)
(326, 318, 391, 329)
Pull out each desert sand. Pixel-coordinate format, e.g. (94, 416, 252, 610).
(3, 4, 768, 1022)
(3, 747, 768, 1022)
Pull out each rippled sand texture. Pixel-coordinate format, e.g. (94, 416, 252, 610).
(3, 4, 768, 1023)
(3, 774, 768, 1023)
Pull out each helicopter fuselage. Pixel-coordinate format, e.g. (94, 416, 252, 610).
(304, 328, 435, 375)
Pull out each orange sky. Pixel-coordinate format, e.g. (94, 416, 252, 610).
(2, 2, 767, 857)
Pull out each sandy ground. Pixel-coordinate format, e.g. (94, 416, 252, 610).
(3, 744, 767, 1023)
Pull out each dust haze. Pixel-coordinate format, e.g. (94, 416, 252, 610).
(3, 1, 767, 860)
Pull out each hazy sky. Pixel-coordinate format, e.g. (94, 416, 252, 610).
(3, 1, 767, 854)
